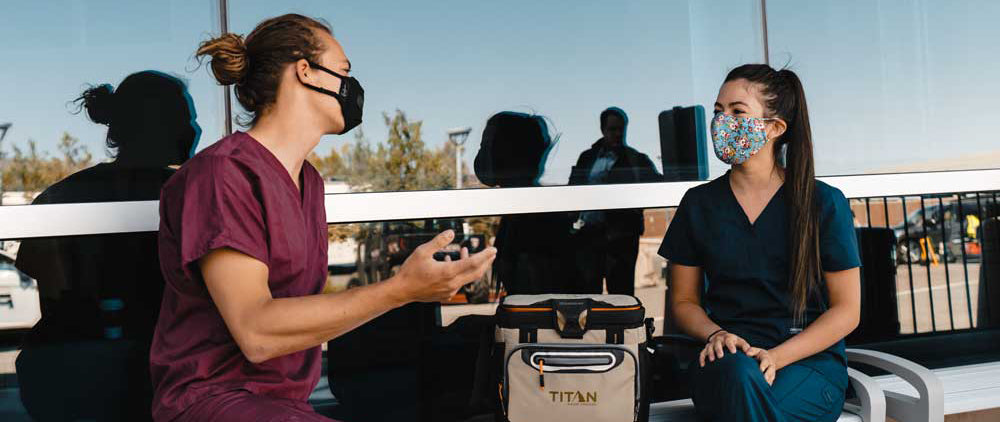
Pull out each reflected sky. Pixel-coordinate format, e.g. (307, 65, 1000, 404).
(1, 0, 997, 185)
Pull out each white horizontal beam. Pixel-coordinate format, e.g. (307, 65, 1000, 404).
(826, 169, 1000, 199)
(0, 200, 160, 239)
(0, 169, 997, 239)
(322, 181, 703, 223)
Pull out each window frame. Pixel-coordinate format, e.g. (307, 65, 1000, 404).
(1, 169, 998, 239)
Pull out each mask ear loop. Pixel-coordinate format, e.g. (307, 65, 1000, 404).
(760, 117, 789, 168)
(299, 60, 350, 100)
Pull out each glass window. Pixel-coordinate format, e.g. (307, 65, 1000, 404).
(325, 211, 669, 328)
(1, 231, 163, 419)
(0, 203, 671, 418)
(229, 0, 763, 192)
(766, 0, 1000, 175)
(0, 0, 223, 207)
(2, 195, 996, 417)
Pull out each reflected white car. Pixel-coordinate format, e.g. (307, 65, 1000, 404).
(0, 250, 41, 329)
(0, 250, 33, 289)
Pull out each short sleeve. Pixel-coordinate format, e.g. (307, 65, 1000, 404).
(659, 193, 701, 267)
(173, 156, 269, 281)
(819, 185, 862, 272)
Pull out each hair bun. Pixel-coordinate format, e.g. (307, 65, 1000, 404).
(196, 33, 248, 86)
(78, 84, 116, 126)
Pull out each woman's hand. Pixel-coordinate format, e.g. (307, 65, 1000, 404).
(699, 330, 751, 367)
(746, 347, 777, 385)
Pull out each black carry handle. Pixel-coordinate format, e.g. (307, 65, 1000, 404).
(552, 299, 591, 339)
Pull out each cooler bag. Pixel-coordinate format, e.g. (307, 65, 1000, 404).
(494, 294, 653, 422)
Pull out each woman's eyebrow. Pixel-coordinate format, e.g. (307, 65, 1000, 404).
(728, 101, 749, 108)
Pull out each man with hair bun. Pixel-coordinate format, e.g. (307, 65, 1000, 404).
(151, 14, 496, 421)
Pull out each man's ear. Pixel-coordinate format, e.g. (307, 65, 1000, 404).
(294, 59, 314, 85)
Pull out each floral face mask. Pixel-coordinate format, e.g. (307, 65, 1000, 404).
(710, 112, 777, 165)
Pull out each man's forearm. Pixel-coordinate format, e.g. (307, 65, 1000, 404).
(237, 275, 410, 363)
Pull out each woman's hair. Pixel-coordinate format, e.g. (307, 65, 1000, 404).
(74, 71, 196, 162)
(725, 64, 818, 322)
(195, 13, 331, 126)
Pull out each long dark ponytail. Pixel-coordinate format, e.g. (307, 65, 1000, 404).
(725, 64, 819, 323)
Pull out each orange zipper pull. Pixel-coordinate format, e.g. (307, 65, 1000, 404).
(539, 359, 545, 390)
(498, 383, 506, 416)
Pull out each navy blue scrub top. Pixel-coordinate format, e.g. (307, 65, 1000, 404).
(659, 172, 861, 386)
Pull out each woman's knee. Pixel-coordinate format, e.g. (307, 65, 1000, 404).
(692, 351, 767, 389)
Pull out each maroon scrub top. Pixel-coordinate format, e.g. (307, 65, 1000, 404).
(150, 132, 328, 421)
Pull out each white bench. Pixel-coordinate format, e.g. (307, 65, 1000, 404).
(649, 348, 893, 422)
(859, 353, 1000, 422)
(650, 399, 867, 422)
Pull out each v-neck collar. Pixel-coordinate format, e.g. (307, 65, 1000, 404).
(723, 171, 784, 228)
(240, 131, 308, 206)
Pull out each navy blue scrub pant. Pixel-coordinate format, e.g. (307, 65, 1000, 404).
(690, 351, 846, 422)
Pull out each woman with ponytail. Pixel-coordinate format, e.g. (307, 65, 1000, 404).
(659, 64, 861, 421)
(151, 14, 495, 421)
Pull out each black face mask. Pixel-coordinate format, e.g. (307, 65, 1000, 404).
(302, 61, 364, 135)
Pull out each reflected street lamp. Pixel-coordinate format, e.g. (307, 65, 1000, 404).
(0, 123, 9, 207)
(447, 127, 471, 189)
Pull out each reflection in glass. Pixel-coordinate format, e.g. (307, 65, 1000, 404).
(230, 0, 768, 191)
(0, 0, 221, 207)
(766, 0, 1000, 175)
(13, 71, 199, 421)
(568, 107, 661, 295)
(474, 112, 579, 294)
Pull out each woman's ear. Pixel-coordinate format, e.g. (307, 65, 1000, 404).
(767, 118, 788, 141)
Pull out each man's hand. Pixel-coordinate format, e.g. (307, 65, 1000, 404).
(392, 230, 497, 303)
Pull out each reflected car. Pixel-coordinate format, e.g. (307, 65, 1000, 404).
(893, 200, 982, 265)
(0, 250, 34, 290)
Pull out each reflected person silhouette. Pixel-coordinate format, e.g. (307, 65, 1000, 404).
(568, 107, 660, 295)
(474, 111, 578, 294)
(14, 71, 200, 421)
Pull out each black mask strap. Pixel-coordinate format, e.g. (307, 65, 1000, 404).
(301, 60, 364, 135)
(302, 60, 350, 99)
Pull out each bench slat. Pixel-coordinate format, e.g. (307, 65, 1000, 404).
(873, 362, 1000, 415)
(649, 400, 863, 422)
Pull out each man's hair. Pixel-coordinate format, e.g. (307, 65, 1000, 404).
(599, 106, 628, 130)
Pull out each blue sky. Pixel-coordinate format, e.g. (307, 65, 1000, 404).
(2, 0, 997, 187)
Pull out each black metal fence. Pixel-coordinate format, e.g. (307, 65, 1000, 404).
(852, 191, 999, 338)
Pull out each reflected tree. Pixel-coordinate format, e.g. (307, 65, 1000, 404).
(1, 132, 93, 198)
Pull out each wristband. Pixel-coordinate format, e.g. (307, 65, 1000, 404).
(706, 328, 726, 343)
